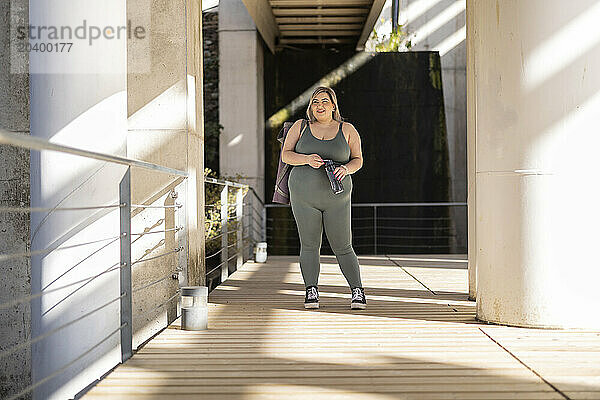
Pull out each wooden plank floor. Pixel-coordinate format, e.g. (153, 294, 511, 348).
(85, 255, 600, 400)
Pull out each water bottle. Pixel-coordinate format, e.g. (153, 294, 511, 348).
(323, 159, 344, 195)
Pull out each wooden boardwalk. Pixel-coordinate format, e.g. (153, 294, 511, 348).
(85, 255, 600, 400)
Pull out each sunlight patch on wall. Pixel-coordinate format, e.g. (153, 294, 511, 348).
(523, 0, 600, 91)
(410, 0, 465, 49)
(434, 25, 466, 56)
(266, 52, 377, 129)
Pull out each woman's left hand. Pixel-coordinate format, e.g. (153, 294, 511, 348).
(334, 165, 348, 181)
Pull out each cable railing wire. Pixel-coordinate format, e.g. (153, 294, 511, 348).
(205, 243, 253, 276)
(132, 272, 177, 294)
(130, 226, 183, 236)
(244, 206, 263, 220)
(131, 203, 182, 209)
(0, 263, 124, 310)
(0, 234, 123, 262)
(41, 237, 122, 291)
(205, 215, 237, 223)
(205, 203, 237, 209)
(378, 226, 454, 231)
(137, 290, 181, 321)
(381, 216, 452, 221)
(378, 234, 455, 239)
(206, 233, 224, 243)
(246, 213, 261, 225)
(131, 247, 183, 266)
(206, 247, 224, 260)
(0, 293, 126, 360)
(42, 261, 122, 317)
(5, 324, 126, 400)
(242, 203, 263, 216)
(380, 243, 452, 248)
(0, 204, 124, 213)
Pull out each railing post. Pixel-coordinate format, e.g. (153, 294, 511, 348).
(261, 206, 267, 242)
(236, 187, 243, 270)
(119, 167, 132, 362)
(247, 193, 254, 260)
(373, 205, 377, 255)
(220, 184, 229, 282)
(175, 188, 188, 287)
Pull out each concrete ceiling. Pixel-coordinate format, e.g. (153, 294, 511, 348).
(241, 0, 386, 52)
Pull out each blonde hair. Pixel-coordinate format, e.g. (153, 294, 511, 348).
(306, 86, 343, 123)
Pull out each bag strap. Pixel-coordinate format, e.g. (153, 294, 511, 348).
(299, 119, 307, 137)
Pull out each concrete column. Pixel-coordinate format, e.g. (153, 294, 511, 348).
(126, 0, 190, 344)
(219, 0, 265, 202)
(29, 0, 127, 398)
(466, 0, 476, 300)
(185, 0, 207, 287)
(0, 0, 31, 397)
(473, 0, 600, 329)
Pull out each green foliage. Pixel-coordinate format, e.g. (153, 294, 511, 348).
(428, 53, 443, 90)
(371, 24, 412, 52)
(204, 168, 251, 257)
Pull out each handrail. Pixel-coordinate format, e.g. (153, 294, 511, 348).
(266, 202, 467, 207)
(205, 176, 245, 188)
(0, 128, 188, 177)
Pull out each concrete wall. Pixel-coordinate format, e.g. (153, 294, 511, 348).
(0, 0, 31, 397)
(203, 11, 220, 174)
(20, 0, 198, 398)
(367, 0, 467, 252)
(219, 0, 265, 202)
(28, 0, 128, 397)
(401, 0, 467, 252)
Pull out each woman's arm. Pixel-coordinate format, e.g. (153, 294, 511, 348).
(342, 123, 364, 174)
(281, 120, 309, 165)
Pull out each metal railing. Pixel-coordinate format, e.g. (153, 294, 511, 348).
(0, 129, 188, 400)
(264, 202, 467, 255)
(204, 177, 265, 291)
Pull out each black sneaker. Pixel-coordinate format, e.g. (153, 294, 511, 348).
(304, 285, 319, 309)
(351, 287, 366, 309)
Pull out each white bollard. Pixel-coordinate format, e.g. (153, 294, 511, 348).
(181, 286, 208, 330)
(255, 242, 268, 263)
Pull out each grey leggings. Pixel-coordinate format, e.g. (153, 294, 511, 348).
(289, 187, 363, 289)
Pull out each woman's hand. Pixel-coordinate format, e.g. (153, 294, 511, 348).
(306, 154, 324, 169)
(334, 165, 348, 181)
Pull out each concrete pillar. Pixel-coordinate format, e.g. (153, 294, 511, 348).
(126, 0, 190, 344)
(466, 0, 476, 300)
(0, 0, 31, 397)
(185, 0, 207, 288)
(472, 0, 600, 329)
(219, 0, 265, 201)
(29, 0, 127, 398)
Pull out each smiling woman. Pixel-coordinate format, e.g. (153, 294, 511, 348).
(280, 86, 366, 310)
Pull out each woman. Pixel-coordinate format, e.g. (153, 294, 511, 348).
(281, 86, 366, 310)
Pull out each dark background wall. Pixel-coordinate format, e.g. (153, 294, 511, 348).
(203, 10, 220, 175)
(264, 49, 463, 255)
